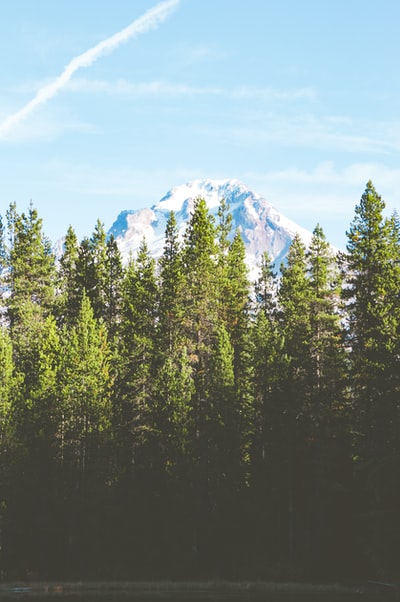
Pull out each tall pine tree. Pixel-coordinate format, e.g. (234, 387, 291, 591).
(344, 181, 400, 576)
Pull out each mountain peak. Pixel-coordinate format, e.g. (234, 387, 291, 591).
(109, 179, 313, 275)
(156, 178, 247, 212)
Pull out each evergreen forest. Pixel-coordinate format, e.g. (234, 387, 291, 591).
(0, 181, 399, 582)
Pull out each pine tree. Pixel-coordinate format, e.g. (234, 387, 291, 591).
(214, 196, 234, 330)
(181, 198, 253, 564)
(180, 198, 219, 560)
(224, 231, 250, 347)
(57, 294, 113, 575)
(345, 181, 399, 458)
(88, 220, 109, 320)
(277, 234, 313, 564)
(307, 225, 347, 422)
(116, 239, 158, 475)
(215, 200, 254, 485)
(9, 303, 61, 463)
(344, 182, 400, 576)
(58, 294, 112, 480)
(249, 251, 287, 565)
(224, 231, 253, 484)
(279, 234, 312, 366)
(6, 203, 56, 327)
(76, 221, 110, 323)
(216, 197, 232, 259)
(306, 225, 350, 571)
(57, 225, 81, 325)
(251, 251, 282, 477)
(278, 233, 313, 437)
(4, 306, 62, 577)
(104, 234, 123, 339)
(155, 212, 192, 469)
(254, 251, 278, 317)
(2, 205, 58, 570)
(158, 211, 185, 351)
(181, 198, 219, 437)
(182, 197, 218, 362)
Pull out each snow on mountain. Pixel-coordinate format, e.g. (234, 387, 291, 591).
(108, 179, 313, 276)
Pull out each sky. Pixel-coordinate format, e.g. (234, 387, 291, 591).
(1, 0, 400, 250)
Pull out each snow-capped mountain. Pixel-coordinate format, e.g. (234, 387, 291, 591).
(108, 179, 313, 275)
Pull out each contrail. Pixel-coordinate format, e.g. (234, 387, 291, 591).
(0, 0, 179, 139)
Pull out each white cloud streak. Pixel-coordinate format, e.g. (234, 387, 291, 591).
(66, 79, 221, 97)
(0, 0, 179, 139)
(64, 77, 317, 103)
(197, 114, 397, 155)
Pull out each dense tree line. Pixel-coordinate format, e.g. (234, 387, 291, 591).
(0, 182, 399, 581)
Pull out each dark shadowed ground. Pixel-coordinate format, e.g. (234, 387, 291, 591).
(0, 581, 397, 601)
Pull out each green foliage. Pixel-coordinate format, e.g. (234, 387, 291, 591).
(307, 224, 346, 417)
(115, 239, 158, 474)
(158, 211, 185, 349)
(343, 182, 400, 576)
(0, 187, 399, 580)
(58, 294, 112, 476)
(5, 202, 56, 326)
(57, 225, 80, 325)
(0, 326, 14, 448)
(155, 211, 193, 472)
(345, 181, 400, 458)
(105, 234, 124, 338)
(182, 197, 218, 346)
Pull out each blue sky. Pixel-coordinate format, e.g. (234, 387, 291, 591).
(1, 0, 400, 249)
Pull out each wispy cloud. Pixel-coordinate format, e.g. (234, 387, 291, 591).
(0, 0, 179, 140)
(262, 161, 400, 197)
(232, 86, 317, 101)
(66, 79, 221, 97)
(199, 113, 398, 155)
(65, 77, 316, 103)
